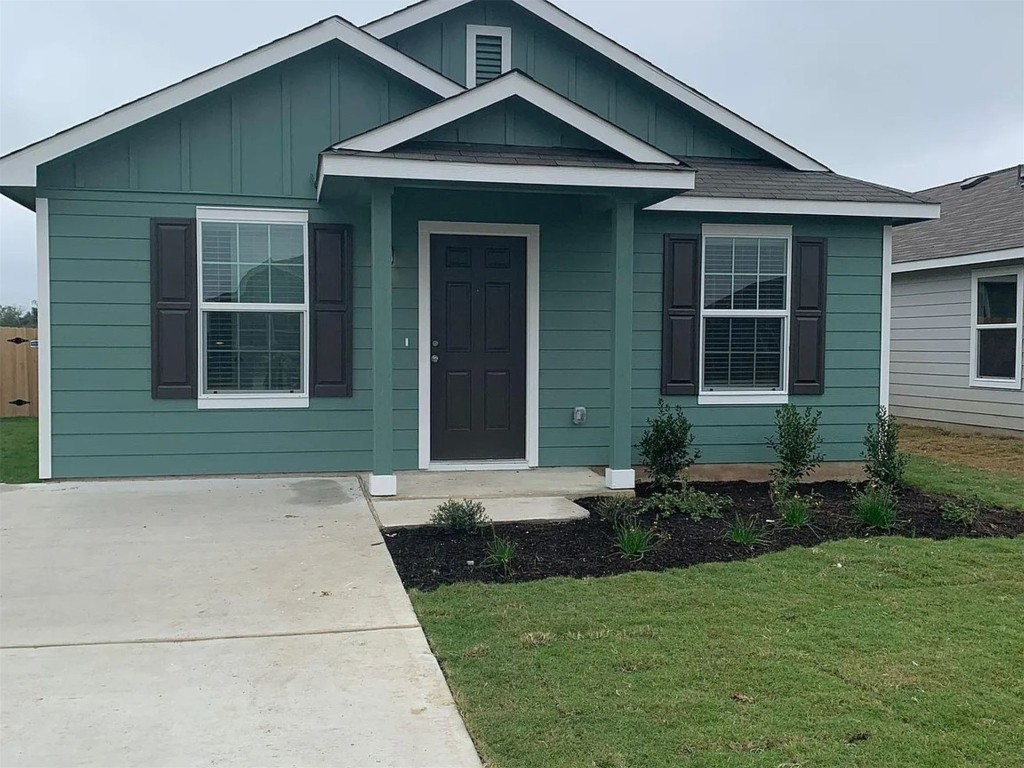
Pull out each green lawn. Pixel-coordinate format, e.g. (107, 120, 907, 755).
(413, 537, 1024, 767)
(906, 454, 1024, 512)
(0, 417, 38, 484)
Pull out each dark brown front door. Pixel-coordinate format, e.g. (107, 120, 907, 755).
(430, 234, 527, 461)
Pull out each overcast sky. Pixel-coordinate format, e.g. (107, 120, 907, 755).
(1, 0, 1021, 306)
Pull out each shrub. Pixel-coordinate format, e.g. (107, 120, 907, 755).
(727, 517, 765, 547)
(767, 405, 824, 490)
(638, 399, 700, 490)
(777, 494, 814, 528)
(940, 495, 982, 526)
(644, 488, 728, 522)
(853, 485, 897, 530)
(863, 407, 908, 490)
(614, 521, 657, 560)
(596, 495, 640, 527)
(482, 533, 516, 576)
(429, 498, 490, 533)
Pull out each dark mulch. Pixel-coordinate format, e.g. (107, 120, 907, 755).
(384, 481, 1024, 591)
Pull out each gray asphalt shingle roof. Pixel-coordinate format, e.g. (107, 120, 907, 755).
(892, 165, 1024, 263)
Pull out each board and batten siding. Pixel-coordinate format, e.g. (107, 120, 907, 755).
(632, 215, 885, 463)
(890, 264, 1024, 432)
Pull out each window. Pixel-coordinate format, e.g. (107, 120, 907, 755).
(196, 207, 309, 409)
(699, 225, 791, 404)
(466, 25, 511, 87)
(970, 266, 1023, 389)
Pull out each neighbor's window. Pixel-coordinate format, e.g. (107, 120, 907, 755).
(971, 267, 1023, 389)
(196, 208, 309, 408)
(700, 227, 790, 399)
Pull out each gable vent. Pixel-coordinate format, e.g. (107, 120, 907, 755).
(467, 25, 510, 87)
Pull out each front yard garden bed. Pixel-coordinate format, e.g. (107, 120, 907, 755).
(385, 481, 1023, 590)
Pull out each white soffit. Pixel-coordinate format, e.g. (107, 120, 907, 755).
(0, 16, 463, 187)
(363, 0, 831, 172)
(645, 195, 941, 220)
(334, 71, 679, 165)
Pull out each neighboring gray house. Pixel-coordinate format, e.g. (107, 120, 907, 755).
(890, 165, 1024, 433)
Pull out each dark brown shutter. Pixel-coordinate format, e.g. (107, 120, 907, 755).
(309, 224, 353, 397)
(790, 237, 828, 395)
(662, 235, 700, 395)
(150, 218, 197, 399)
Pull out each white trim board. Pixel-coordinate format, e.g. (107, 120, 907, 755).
(646, 195, 940, 220)
(417, 221, 540, 470)
(334, 71, 679, 165)
(318, 153, 694, 196)
(466, 24, 512, 87)
(363, 0, 830, 172)
(0, 17, 462, 189)
(880, 224, 893, 410)
(891, 247, 1024, 274)
(36, 198, 52, 480)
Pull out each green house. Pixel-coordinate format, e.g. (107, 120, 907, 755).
(0, 0, 939, 495)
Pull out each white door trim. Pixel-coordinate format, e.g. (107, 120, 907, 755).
(417, 221, 540, 470)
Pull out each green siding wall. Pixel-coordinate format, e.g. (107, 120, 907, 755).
(383, 0, 769, 160)
(420, 98, 603, 149)
(632, 214, 883, 464)
(37, 44, 438, 199)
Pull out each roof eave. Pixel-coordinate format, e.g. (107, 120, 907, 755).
(644, 195, 941, 221)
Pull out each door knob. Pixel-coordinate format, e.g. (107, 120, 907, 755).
(431, 355, 439, 363)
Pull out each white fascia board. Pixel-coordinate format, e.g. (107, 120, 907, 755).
(645, 195, 941, 220)
(335, 72, 679, 165)
(318, 153, 694, 193)
(890, 247, 1024, 274)
(0, 17, 462, 187)
(363, 0, 830, 172)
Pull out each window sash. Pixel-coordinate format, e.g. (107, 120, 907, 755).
(969, 267, 1024, 389)
(698, 228, 793, 397)
(195, 209, 310, 402)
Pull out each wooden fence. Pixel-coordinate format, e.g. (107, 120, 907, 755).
(0, 327, 38, 418)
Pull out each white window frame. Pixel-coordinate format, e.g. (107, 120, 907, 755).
(466, 24, 511, 87)
(969, 264, 1024, 390)
(698, 224, 793, 406)
(195, 206, 310, 409)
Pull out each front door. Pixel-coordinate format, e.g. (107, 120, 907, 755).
(430, 234, 527, 461)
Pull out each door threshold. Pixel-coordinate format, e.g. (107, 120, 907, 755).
(427, 460, 531, 472)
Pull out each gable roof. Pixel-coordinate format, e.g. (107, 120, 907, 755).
(363, 0, 830, 172)
(333, 70, 679, 164)
(0, 16, 463, 188)
(893, 165, 1024, 264)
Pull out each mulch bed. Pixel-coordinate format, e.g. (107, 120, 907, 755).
(384, 481, 1024, 591)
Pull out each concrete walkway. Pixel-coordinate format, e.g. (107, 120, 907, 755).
(373, 466, 605, 529)
(0, 477, 481, 768)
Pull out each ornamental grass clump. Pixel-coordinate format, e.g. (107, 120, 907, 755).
(482, 533, 517, 576)
(777, 494, 814, 528)
(853, 484, 897, 530)
(614, 521, 657, 560)
(429, 498, 490, 533)
(727, 517, 765, 547)
(638, 399, 699, 491)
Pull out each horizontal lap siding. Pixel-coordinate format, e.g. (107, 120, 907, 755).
(890, 266, 1024, 432)
(632, 214, 884, 463)
(45, 192, 375, 478)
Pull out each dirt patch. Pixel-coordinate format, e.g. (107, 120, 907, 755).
(902, 424, 1023, 477)
(384, 481, 1024, 591)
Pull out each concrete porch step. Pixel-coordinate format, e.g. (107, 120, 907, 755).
(373, 495, 590, 531)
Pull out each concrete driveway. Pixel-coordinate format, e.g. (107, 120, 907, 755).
(0, 476, 481, 768)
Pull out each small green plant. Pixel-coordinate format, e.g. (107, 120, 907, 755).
(614, 521, 657, 560)
(727, 517, 765, 547)
(596, 495, 640, 527)
(940, 495, 982, 526)
(429, 498, 490, 533)
(638, 399, 700, 491)
(768, 405, 824, 507)
(853, 484, 897, 530)
(777, 494, 814, 528)
(482, 533, 517, 576)
(863, 407, 909, 491)
(644, 488, 728, 522)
